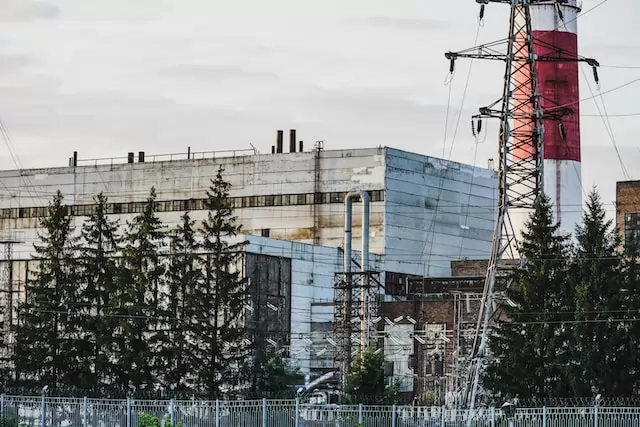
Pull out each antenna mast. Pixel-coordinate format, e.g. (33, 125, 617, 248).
(445, 0, 599, 413)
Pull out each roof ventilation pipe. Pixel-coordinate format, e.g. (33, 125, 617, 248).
(344, 191, 370, 274)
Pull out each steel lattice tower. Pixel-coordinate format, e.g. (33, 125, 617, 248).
(445, 0, 599, 414)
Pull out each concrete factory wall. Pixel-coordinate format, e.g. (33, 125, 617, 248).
(241, 235, 385, 375)
(383, 148, 496, 277)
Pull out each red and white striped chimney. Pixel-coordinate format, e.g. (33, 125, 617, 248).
(534, 1, 582, 237)
(513, 1, 582, 238)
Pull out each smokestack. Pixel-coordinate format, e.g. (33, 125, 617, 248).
(127, 152, 134, 164)
(276, 130, 284, 153)
(271, 145, 276, 154)
(299, 140, 304, 152)
(72, 151, 78, 167)
(289, 129, 297, 153)
(187, 146, 191, 160)
(138, 151, 145, 163)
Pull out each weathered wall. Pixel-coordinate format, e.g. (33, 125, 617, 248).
(243, 235, 384, 375)
(384, 148, 497, 277)
(616, 180, 640, 245)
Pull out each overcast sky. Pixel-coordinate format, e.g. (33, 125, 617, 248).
(0, 0, 638, 214)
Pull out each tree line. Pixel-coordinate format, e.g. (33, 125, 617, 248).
(484, 190, 640, 401)
(0, 166, 300, 399)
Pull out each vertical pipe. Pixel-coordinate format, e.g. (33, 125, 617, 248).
(391, 404, 397, 427)
(41, 394, 46, 427)
(262, 398, 268, 427)
(83, 396, 88, 427)
(276, 130, 284, 153)
(289, 129, 297, 153)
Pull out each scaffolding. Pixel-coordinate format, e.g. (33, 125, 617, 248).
(333, 271, 379, 389)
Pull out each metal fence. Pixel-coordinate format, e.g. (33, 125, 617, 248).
(1, 396, 639, 427)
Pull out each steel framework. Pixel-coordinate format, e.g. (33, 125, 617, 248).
(444, 0, 599, 413)
(333, 271, 379, 389)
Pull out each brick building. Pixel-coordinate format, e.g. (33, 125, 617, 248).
(616, 180, 640, 245)
(379, 259, 518, 405)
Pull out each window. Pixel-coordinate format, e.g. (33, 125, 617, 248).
(265, 195, 275, 207)
(261, 228, 270, 237)
(330, 192, 342, 203)
(296, 194, 306, 205)
(625, 212, 640, 244)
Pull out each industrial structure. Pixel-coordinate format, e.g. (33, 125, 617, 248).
(445, 0, 599, 412)
(0, 137, 498, 401)
(616, 180, 640, 245)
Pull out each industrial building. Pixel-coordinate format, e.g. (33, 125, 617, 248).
(616, 180, 640, 245)
(0, 134, 498, 400)
(0, 134, 497, 277)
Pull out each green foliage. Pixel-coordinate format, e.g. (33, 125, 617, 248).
(12, 190, 80, 392)
(342, 346, 400, 405)
(252, 349, 304, 399)
(483, 193, 573, 399)
(484, 189, 640, 400)
(137, 412, 182, 427)
(195, 165, 249, 398)
(162, 210, 204, 394)
(111, 187, 167, 394)
(78, 192, 122, 395)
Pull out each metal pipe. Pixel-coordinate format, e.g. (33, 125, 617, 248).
(343, 191, 370, 274)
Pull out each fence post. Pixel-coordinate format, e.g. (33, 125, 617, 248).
(83, 396, 88, 427)
(0, 393, 4, 415)
(262, 398, 268, 427)
(40, 393, 46, 427)
(594, 404, 599, 427)
(215, 400, 220, 427)
(294, 398, 300, 427)
(391, 404, 397, 427)
(358, 403, 364, 424)
(126, 397, 132, 427)
(542, 406, 547, 427)
(170, 399, 175, 426)
(490, 406, 495, 427)
(441, 406, 446, 427)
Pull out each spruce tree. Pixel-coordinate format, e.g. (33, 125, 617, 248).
(12, 191, 80, 392)
(568, 189, 626, 396)
(197, 165, 248, 398)
(111, 187, 167, 394)
(161, 211, 204, 394)
(342, 347, 399, 405)
(482, 193, 573, 399)
(78, 192, 122, 395)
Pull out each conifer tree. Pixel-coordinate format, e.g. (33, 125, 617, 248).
(197, 165, 248, 398)
(568, 189, 626, 396)
(78, 192, 122, 395)
(252, 349, 303, 399)
(482, 193, 573, 399)
(111, 187, 167, 394)
(161, 211, 204, 394)
(13, 191, 80, 392)
(342, 347, 400, 405)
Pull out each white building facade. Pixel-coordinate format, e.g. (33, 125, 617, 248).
(0, 145, 497, 277)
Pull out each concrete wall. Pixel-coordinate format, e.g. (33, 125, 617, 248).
(243, 235, 384, 375)
(384, 148, 497, 277)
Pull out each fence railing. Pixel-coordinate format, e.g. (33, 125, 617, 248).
(0, 395, 637, 427)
